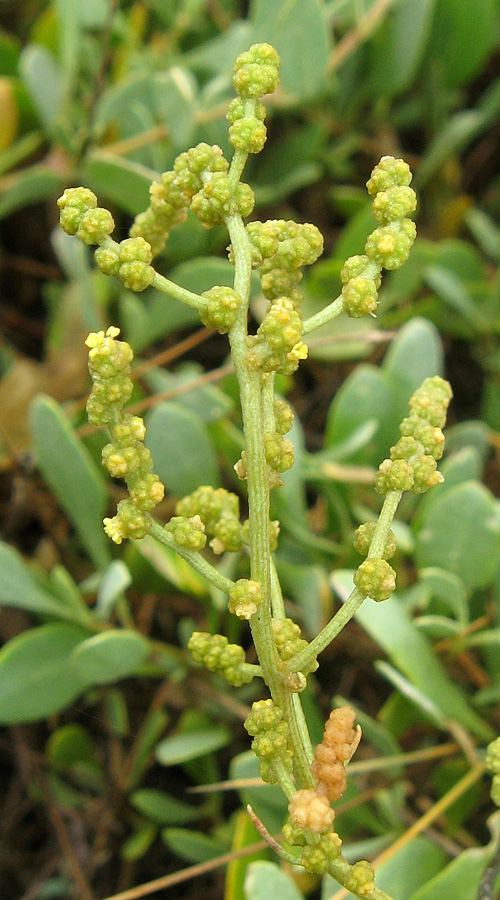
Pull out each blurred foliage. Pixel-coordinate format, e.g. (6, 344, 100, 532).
(1, 2, 500, 899)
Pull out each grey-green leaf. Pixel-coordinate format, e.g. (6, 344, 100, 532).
(145, 402, 220, 495)
(156, 726, 231, 766)
(30, 395, 110, 569)
(70, 630, 149, 686)
(0, 623, 89, 724)
(0, 542, 84, 623)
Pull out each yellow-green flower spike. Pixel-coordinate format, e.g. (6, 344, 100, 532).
(58, 187, 98, 235)
(299, 833, 343, 874)
(165, 515, 207, 551)
(244, 699, 293, 784)
(175, 486, 240, 536)
(199, 286, 242, 333)
(343, 860, 376, 897)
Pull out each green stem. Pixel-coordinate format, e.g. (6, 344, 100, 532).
(150, 520, 236, 594)
(287, 490, 403, 674)
(302, 294, 343, 335)
(152, 271, 207, 310)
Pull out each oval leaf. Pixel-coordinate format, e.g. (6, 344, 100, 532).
(70, 630, 149, 686)
(145, 402, 220, 495)
(0, 623, 89, 724)
(156, 726, 230, 766)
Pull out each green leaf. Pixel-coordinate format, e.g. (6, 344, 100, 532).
(130, 789, 200, 825)
(250, 0, 329, 98)
(19, 44, 63, 131)
(46, 723, 97, 769)
(55, 0, 80, 103)
(70, 631, 149, 686)
(0, 542, 85, 623)
(324, 364, 393, 464)
(415, 482, 500, 590)
(95, 561, 132, 620)
(331, 572, 493, 741)
(423, 265, 485, 328)
(156, 726, 231, 766)
(121, 822, 157, 862)
(0, 623, 89, 724)
(0, 165, 64, 219)
(408, 811, 500, 900)
(145, 402, 220, 495)
(30, 395, 110, 569)
(84, 153, 156, 215)
(418, 568, 469, 624)
(424, 0, 497, 87)
(133, 535, 208, 598)
(152, 68, 197, 149)
(245, 861, 304, 900)
(162, 828, 228, 864)
(367, 0, 436, 97)
(382, 317, 443, 427)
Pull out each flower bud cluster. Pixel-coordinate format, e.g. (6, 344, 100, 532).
(58, 188, 114, 244)
(311, 706, 360, 803)
(353, 522, 397, 560)
(228, 578, 263, 620)
(353, 557, 396, 603)
(245, 219, 323, 302)
(165, 515, 206, 550)
(232, 43, 280, 100)
(272, 618, 318, 678)
(187, 631, 256, 686)
(288, 789, 334, 834)
(175, 486, 243, 555)
(199, 285, 242, 333)
(227, 97, 268, 154)
(486, 737, 500, 807)
(341, 156, 417, 318)
(130, 170, 188, 256)
(244, 699, 293, 784)
(375, 376, 452, 495)
(85, 327, 165, 544)
(343, 861, 376, 897)
(58, 189, 156, 292)
(282, 822, 342, 875)
(246, 296, 308, 375)
(274, 397, 294, 434)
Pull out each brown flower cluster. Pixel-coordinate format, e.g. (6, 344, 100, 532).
(311, 706, 361, 802)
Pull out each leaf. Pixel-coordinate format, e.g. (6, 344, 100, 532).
(226, 811, 269, 900)
(70, 630, 149, 686)
(245, 861, 305, 900)
(0, 542, 85, 623)
(415, 482, 500, 590)
(54, 0, 80, 103)
(145, 402, 220, 495)
(130, 788, 199, 825)
(250, 0, 329, 98)
(230, 751, 288, 836)
(423, 265, 485, 328)
(424, 0, 497, 87)
(152, 68, 197, 149)
(418, 567, 469, 624)
(382, 317, 443, 426)
(331, 572, 493, 741)
(408, 811, 500, 900)
(156, 726, 231, 766)
(121, 822, 157, 862)
(0, 623, 89, 724)
(19, 44, 63, 131)
(0, 77, 18, 151)
(324, 365, 393, 464)
(367, 0, 436, 97)
(95, 561, 132, 620)
(162, 828, 228, 864)
(30, 395, 110, 569)
(0, 166, 64, 219)
(46, 723, 97, 769)
(83, 153, 156, 215)
(132, 535, 208, 598)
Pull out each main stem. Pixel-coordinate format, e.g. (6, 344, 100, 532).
(226, 212, 314, 789)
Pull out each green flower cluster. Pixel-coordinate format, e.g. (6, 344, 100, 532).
(232, 42, 280, 100)
(343, 861, 376, 897)
(274, 397, 294, 435)
(341, 156, 417, 318)
(244, 699, 293, 784)
(227, 97, 268, 154)
(375, 376, 452, 495)
(353, 557, 396, 603)
(58, 188, 156, 292)
(242, 220, 323, 374)
(85, 327, 165, 544)
(130, 170, 188, 256)
(353, 522, 397, 560)
(199, 285, 242, 333)
(175, 486, 243, 555)
(486, 737, 500, 806)
(187, 631, 256, 686)
(165, 515, 206, 551)
(246, 297, 308, 375)
(282, 821, 342, 875)
(228, 578, 263, 620)
(272, 618, 318, 678)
